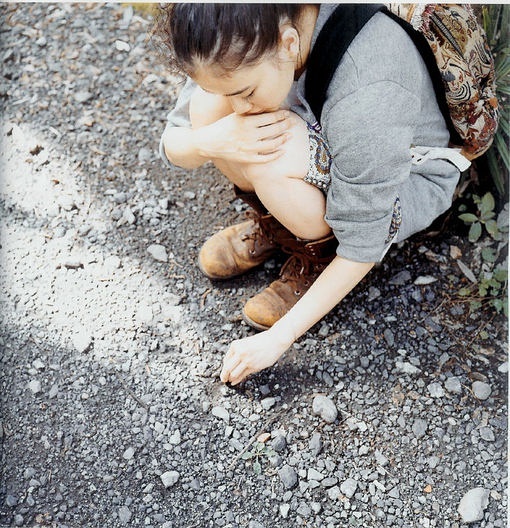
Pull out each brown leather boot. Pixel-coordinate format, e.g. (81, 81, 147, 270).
(242, 234, 338, 330)
(198, 187, 292, 280)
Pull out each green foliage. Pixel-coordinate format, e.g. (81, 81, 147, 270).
(458, 193, 506, 243)
(482, 5, 510, 196)
(241, 442, 277, 475)
(458, 193, 508, 315)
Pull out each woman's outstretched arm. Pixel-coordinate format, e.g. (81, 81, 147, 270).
(220, 255, 374, 385)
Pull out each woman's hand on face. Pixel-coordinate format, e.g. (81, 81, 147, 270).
(220, 328, 293, 386)
(197, 110, 292, 164)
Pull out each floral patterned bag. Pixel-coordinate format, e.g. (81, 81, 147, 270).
(386, 4, 499, 160)
(306, 4, 500, 161)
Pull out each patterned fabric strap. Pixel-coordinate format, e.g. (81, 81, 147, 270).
(304, 122, 332, 192)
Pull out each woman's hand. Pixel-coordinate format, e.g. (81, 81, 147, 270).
(196, 110, 292, 164)
(220, 327, 294, 386)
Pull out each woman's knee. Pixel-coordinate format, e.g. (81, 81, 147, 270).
(189, 87, 232, 129)
(244, 112, 310, 185)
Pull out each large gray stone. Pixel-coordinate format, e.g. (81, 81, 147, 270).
(458, 487, 490, 523)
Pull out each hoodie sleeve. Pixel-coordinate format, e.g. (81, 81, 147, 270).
(323, 80, 420, 262)
(159, 77, 198, 168)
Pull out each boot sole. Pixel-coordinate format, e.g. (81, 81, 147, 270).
(197, 251, 278, 281)
(241, 309, 271, 332)
(197, 259, 241, 280)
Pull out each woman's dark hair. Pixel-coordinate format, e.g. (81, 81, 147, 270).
(153, 4, 304, 75)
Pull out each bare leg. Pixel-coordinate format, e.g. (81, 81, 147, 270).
(190, 87, 330, 240)
(190, 87, 254, 192)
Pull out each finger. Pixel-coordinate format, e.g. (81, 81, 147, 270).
(252, 110, 290, 128)
(256, 120, 291, 141)
(258, 133, 291, 152)
(229, 361, 248, 381)
(230, 366, 251, 386)
(220, 351, 242, 382)
(250, 150, 286, 164)
(224, 346, 237, 360)
(220, 367, 230, 383)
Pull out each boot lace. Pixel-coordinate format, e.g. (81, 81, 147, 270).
(240, 210, 273, 255)
(278, 240, 334, 296)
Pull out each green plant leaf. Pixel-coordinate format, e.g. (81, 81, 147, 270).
(469, 222, 482, 242)
(495, 133, 510, 172)
(242, 451, 254, 460)
(497, 209, 509, 232)
(492, 299, 504, 313)
(480, 192, 496, 214)
(493, 268, 508, 283)
(458, 287, 472, 296)
(480, 210, 496, 222)
(469, 300, 482, 312)
(485, 219, 499, 238)
(482, 247, 497, 262)
(496, 55, 510, 78)
(253, 461, 262, 475)
(486, 150, 506, 196)
(499, 114, 510, 137)
(459, 213, 479, 224)
(489, 277, 501, 288)
(497, 84, 510, 96)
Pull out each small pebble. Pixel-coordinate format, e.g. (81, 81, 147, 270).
(160, 471, 180, 489)
(278, 465, 298, 490)
(270, 435, 287, 453)
(279, 503, 290, 518)
(340, 478, 358, 498)
(472, 381, 492, 400)
(123, 447, 135, 460)
(445, 376, 462, 394)
(374, 450, 389, 467)
(118, 506, 131, 525)
(147, 244, 168, 263)
(427, 382, 445, 398)
(414, 275, 437, 285)
(389, 270, 412, 285)
(396, 361, 421, 375)
(28, 380, 41, 394)
(72, 329, 92, 353)
(312, 395, 338, 423)
(412, 418, 428, 438)
(211, 406, 230, 422)
(479, 426, 495, 442)
(307, 468, 325, 482)
(308, 432, 322, 456)
(74, 91, 93, 103)
(5, 495, 17, 507)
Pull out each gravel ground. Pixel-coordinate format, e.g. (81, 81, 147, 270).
(0, 4, 507, 528)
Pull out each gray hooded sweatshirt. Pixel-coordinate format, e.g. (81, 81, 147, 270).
(160, 4, 464, 262)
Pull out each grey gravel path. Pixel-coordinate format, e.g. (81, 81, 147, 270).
(0, 4, 507, 528)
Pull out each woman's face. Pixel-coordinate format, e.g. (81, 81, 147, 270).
(191, 30, 299, 115)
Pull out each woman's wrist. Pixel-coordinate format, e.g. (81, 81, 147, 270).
(268, 317, 299, 350)
(192, 125, 214, 160)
